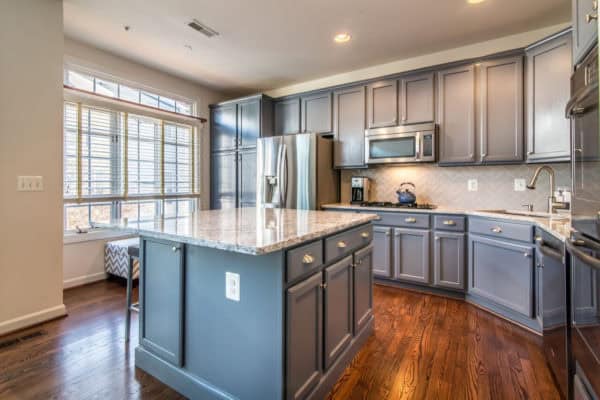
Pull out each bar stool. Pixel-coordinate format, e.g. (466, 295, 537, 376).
(125, 243, 140, 342)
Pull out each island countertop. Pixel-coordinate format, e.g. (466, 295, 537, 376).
(107, 207, 378, 255)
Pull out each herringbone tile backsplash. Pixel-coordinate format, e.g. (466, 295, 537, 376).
(340, 163, 571, 211)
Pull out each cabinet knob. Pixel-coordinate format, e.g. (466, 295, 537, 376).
(320, 283, 328, 290)
(337, 241, 347, 249)
(435, 236, 440, 241)
(405, 217, 417, 223)
(172, 246, 180, 252)
(491, 227, 503, 234)
(443, 220, 456, 226)
(385, 232, 391, 237)
(524, 253, 532, 258)
(586, 13, 598, 23)
(361, 232, 370, 238)
(527, 151, 533, 155)
(302, 254, 315, 264)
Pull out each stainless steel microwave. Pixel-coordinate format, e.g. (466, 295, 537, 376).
(364, 123, 436, 165)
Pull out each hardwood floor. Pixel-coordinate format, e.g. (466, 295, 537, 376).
(0, 281, 559, 400)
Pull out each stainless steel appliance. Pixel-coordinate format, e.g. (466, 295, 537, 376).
(351, 176, 370, 204)
(256, 133, 339, 209)
(566, 44, 600, 400)
(365, 123, 436, 165)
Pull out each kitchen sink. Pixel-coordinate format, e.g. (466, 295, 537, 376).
(477, 209, 569, 219)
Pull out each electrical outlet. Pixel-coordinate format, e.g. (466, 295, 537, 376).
(225, 272, 240, 302)
(17, 176, 44, 192)
(514, 179, 526, 192)
(467, 179, 478, 192)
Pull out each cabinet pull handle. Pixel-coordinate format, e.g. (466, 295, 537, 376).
(593, 0, 598, 10)
(172, 246, 180, 252)
(337, 241, 347, 249)
(302, 254, 314, 264)
(491, 227, 503, 234)
(586, 13, 598, 23)
(405, 217, 417, 223)
(361, 232, 370, 238)
(443, 220, 456, 226)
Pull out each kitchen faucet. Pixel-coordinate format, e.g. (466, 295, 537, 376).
(526, 165, 569, 214)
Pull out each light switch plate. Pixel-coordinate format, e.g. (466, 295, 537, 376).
(468, 179, 478, 192)
(17, 176, 44, 192)
(225, 272, 240, 302)
(514, 179, 526, 192)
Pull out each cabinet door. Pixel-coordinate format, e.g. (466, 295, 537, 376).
(211, 151, 237, 209)
(400, 72, 434, 125)
(468, 234, 535, 318)
(286, 272, 323, 400)
(526, 33, 572, 162)
(140, 238, 184, 366)
(372, 226, 392, 277)
(367, 79, 398, 128)
(333, 86, 366, 168)
(301, 92, 332, 134)
(433, 231, 465, 290)
(393, 228, 430, 284)
(275, 98, 301, 135)
(573, 0, 598, 64)
(478, 56, 524, 163)
(437, 65, 476, 164)
(238, 99, 260, 149)
(238, 150, 256, 207)
(324, 256, 353, 370)
(211, 104, 237, 152)
(354, 244, 373, 335)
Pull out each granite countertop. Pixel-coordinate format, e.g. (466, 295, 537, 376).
(322, 203, 572, 242)
(105, 208, 378, 255)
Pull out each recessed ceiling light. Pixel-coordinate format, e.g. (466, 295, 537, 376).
(467, 0, 486, 4)
(334, 33, 351, 43)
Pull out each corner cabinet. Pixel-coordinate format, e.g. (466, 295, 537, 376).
(333, 86, 367, 168)
(526, 31, 572, 163)
(573, 0, 598, 65)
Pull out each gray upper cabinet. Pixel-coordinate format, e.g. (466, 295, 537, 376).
(275, 97, 301, 135)
(573, 0, 598, 65)
(301, 92, 332, 134)
(372, 226, 392, 278)
(433, 231, 465, 291)
(238, 150, 257, 207)
(367, 80, 398, 128)
(211, 103, 237, 152)
(526, 31, 572, 163)
(478, 56, 524, 163)
(286, 271, 323, 400)
(333, 86, 366, 168)
(437, 64, 476, 164)
(353, 245, 373, 335)
(393, 227, 430, 284)
(238, 99, 260, 149)
(400, 72, 435, 125)
(323, 256, 353, 369)
(210, 151, 237, 210)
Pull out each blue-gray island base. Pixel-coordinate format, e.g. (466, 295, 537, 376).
(122, 209, 377, 400)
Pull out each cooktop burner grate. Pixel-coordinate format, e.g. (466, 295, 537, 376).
(359, 201, 437, 210)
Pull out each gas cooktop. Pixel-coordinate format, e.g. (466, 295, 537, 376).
(357, 201, 437, 210)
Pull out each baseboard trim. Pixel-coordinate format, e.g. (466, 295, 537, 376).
(63, 272, 107, 289)
(0, 304, 67, 336)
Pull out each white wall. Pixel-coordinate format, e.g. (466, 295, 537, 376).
(0, 0, 66, 335)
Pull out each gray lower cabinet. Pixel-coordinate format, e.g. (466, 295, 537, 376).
(400, 72, 434, 125)
(210, 151, 237, 209)
(275, 97, 301, 135)
(323, 256, 353, 369)
(353, 245, 374, 334)
(372, 226, 392, 277)
(367, 79, 398, 128)
(572, 0, 598, 65)
(572, 253, 598, 323)
(333, 86, 366, 168)
(140, 238, 184, 367)
(393, 227, 430, 284)
(437, 64, 476, 164)
(286, 271, 323, 400)
(478, 56, 524, 163)
(433, 231, 465, 290)
(301, 92, 332, 134)
(238, 150, 257, 207)
(468, 234, 535, 318)
(526, 31, 572, 162)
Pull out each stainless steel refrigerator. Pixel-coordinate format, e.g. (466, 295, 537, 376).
(256, 133, 339, 209)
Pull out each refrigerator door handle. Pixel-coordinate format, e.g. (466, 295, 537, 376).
(281, 144, 288, 208)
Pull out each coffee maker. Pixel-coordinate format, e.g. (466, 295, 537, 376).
(351, 176, 370, 204)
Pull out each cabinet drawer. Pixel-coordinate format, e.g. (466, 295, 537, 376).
(373, 212, 430, 229)
(286, 240, 323, 283)
(433, 215, 466, 232)
(469, 217, 533, 243)
(325, 224, 373, 263)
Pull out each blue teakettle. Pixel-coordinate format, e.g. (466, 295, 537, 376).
(396, 182, 416, 205)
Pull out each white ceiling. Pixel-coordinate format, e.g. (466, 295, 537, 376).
(63, 0, 570, 94)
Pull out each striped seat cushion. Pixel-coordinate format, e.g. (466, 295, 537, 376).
(105, 238, 140, 279)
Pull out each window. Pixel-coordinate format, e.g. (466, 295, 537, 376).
(63, 100, 198, 231)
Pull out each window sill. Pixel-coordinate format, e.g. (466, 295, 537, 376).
(63, 229, 136, 245)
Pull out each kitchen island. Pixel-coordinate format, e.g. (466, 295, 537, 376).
(112, 208, 377, 400)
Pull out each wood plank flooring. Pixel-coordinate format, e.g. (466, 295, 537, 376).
(0, 281, 559, 400)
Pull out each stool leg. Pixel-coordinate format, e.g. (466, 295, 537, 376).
(125, 256, 133, 342)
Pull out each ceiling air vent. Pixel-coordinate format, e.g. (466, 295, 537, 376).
(188, 19, 219, 38)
